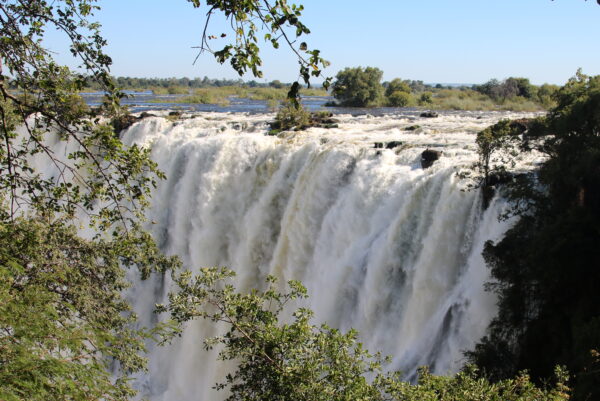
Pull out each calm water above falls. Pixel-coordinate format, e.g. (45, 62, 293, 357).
(120, 110, 542, 400)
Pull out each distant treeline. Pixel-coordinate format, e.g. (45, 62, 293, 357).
(6, 71, 559, 112)
(84, 76, 292, 90)
(329, 66, 560, 111)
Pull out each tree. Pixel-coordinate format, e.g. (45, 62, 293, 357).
(385, 78, 413, 107)
(187, 0, 331, 100)
(387, 91, 412, 107)
(474, 77, 537, 102)
(158, 267, 570, 401)
(505, 77, 536, 99)
(385, 78, 412, 97)
(419, 92, 433, 105)
(0, 217, 178, 401)
(0, 1, 182, 398)
(469, 71, 600, 400)
(475, 119, 529, 187)
(331, 67, 384, 107)
(1, 0, 323, 398)
(537, 83, 560, 108)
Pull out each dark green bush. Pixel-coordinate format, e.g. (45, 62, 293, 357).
(331, 66, 384, 107)
(387, 91, 412, 107)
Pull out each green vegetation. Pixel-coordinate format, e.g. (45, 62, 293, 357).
(387, 91, 412, 107)
(84, 76, 329, 96)
(0, 217, 171, 400)
(187, 0, 331, 100)
(1, 0, 596, 399)
(473, 77, 560, 109)
(158, 267, 570, 401)
(331, 66, 385, 107)
(269, 100, 311, 134)
(428, 88, 543, 111)
(325, 68, 557, 111)
(0, 0, 328, 398)
(90, 73, 553, 112)
(385, 78, 412, 107)
(150, 86, 191, 95)
(268, 103, 339, 135)
(145, 85, 327, 105)
(469, 71, 600, 401)
(0, 0, 179, 399)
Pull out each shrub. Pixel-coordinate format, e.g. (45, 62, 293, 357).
(331, 66, 384, 107)
(270, 101, 310, 133)
(158, 268, 571, 401)
(387, 91, 412, 107)
(385, 78, 412, 97)
(167, 86, 189, 95)
(419, 92, 433, 105)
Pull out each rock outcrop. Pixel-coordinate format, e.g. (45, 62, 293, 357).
(421, 149, 442, 169)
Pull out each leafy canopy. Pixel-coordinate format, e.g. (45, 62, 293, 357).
(158, 267, 570, 401)
(0, 218, 179, 401)
(0, 0, 331, 397)
(469, 71, 600, 401)
(332, 66, 384, 107)
(186, 0, 331, 101)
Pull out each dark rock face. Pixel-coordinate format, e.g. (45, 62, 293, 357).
(405, 125, 420, 131)
(309, 112, 339, 128)
(111, 114, 138, 133)
(385, 141, 403, 149)
(112, 112, 160, 134)
(374, 141, 403, 150)
(421, 149, 442, 169)
(420, 111, 439, 118)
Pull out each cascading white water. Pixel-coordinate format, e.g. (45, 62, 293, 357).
(120, 110, 540, 401)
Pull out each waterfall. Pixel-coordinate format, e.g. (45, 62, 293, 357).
(120, 111, 538, 400)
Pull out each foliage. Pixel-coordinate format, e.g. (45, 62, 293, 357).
(385, 78, 412, 97)
(269, 80, 284, 89)
(419, 92, 433, 105)
(84, 76, 272, 91)
(186, 0, 331, 100)
(269, 100, 311, 134)
(384, 78, 413, 107)
(146, 85, 327, 106)
(474, 77, 537, 101)
(327, 69, 550, 110)
(475, 119, 527, 186)
(429, 88, 544, 112)
(0, 0, 162, 228)
(536, 83, 560, 108)
(0, 217, 177, 400)
(0, 1, 184, 398)
(158, 267, 570, 401)
(331, 67, 384, 107)
(387, 91, 412, 107)
(469, 71, 600, 401)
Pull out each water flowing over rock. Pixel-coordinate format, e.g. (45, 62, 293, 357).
(119, 111, 541, 401)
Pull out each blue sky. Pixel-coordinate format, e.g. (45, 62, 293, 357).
(47, 0, 600, 85)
